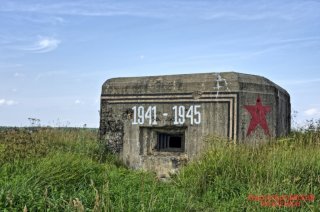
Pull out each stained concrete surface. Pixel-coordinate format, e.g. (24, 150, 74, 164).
(99, 72, 290, 177)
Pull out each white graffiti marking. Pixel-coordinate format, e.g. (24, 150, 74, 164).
(213, 73, 230, 98)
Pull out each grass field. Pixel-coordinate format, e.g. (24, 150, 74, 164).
(0, 127, 319, 211)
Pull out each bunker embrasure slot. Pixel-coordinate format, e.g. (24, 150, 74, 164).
(157, 132, 184, 152)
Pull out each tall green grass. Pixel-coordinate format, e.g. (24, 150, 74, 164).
(0, 127, 319, 211)
(175, 134, 320, 210)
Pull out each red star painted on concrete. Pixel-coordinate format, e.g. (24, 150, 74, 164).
(244, 97, 271, 136)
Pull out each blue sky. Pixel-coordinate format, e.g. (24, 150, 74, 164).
(0, 0, 320, 127)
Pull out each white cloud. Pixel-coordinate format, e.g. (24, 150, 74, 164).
(35, 71, 66, 80)
(304, 108, 320, 116)
(0, 99, 18, 106)
(22, 37, 61, 53)
(23, 16, 65, 25)
(204, 12, 291, 21)
(1, 0, 319, 21)
(75, 99, 84, 105)
(14, 72, 24, 77)
(0, 63, 23, 68)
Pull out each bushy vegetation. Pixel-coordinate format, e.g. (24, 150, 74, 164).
(0, 127, 319, 211)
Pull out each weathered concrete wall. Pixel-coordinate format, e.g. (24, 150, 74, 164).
(99, 72, 290, 177)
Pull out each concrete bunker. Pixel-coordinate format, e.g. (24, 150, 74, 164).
(99, 72, 290, 177)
